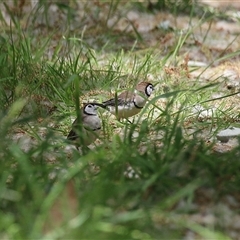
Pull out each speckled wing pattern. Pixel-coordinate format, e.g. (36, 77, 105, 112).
(67, 119, 80, 141)
(67, 129, 78, 141)
(67, 117, 100, 146)
(103, 91, 135, 106)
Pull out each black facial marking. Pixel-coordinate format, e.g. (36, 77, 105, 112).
(145, 84, 153, 97)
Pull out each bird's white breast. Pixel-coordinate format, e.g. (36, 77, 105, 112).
(85, 115, 101, 131)
(108, 102, 142, 119)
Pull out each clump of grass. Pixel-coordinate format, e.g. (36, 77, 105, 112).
(1, 1, 240, 239)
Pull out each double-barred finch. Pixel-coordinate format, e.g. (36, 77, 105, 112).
(67, 103, 101, 147)
(97, 82, 154, 121)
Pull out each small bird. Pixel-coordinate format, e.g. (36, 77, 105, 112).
(67, 103, 101, 148)
(98, 81, 154, 121)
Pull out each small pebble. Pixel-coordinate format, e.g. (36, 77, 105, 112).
(216, 127, 240, 143)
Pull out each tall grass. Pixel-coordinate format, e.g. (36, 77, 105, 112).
(0, 1, 240, 239)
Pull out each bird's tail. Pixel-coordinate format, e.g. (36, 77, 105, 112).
(90, 102, 107, 109)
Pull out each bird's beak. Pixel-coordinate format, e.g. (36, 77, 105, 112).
(93, 105, 98, 110)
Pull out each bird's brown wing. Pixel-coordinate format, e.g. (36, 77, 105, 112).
(67, 114, 100, 141)
(67, 118, 79, 141)
(67, 117, 85, 141)
(103, 91, 135, 106)
(67, 129, 78, 141)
